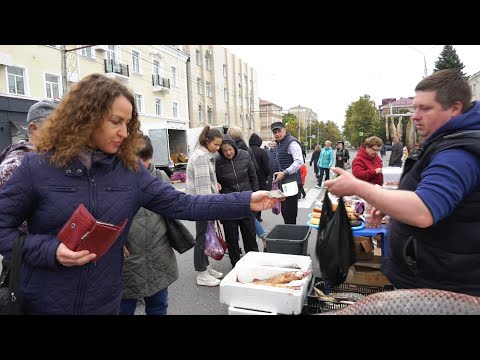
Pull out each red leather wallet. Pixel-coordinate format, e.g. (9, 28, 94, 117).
(57, 204, 128, 261)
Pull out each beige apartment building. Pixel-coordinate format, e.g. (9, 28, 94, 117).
(288, 105, 318, 143)
(258, 99, 283, 141)
(0, 45, 189, 151)
(182, 45, 259, 137)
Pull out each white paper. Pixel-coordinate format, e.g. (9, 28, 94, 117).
(266, 181, 298, 198)
(281, 181, 298, 197)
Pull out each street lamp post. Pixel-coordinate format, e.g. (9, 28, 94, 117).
(404, 45, 441, 78)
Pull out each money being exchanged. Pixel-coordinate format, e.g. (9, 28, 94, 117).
(266, 181, 298, 199)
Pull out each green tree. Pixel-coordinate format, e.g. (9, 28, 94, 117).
(433, 45, 466, 77)
(323, 121, 342, 145)
(343, 95, 381, 147)
(282, 113, 300, 139)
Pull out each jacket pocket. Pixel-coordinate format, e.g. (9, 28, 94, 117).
(403, 236, 419, 275)
(101, 185, 133, 213)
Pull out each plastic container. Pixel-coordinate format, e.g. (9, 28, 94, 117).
(265, 225, 311, 255)
(220, 252, 313, 315)
(303, 277, 395, 314)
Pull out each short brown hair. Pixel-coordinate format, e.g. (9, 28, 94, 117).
(415, 69, 471, 113)
(364, 136, 383, 148)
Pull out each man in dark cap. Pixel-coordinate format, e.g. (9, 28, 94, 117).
(270, 121, 303, 224)
(0, 98, 59, 283)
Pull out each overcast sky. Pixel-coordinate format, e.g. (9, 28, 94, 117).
(223, 45, 480, 128)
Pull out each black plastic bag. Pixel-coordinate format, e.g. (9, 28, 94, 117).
(315, 191, 356, 287)
(0, 233, 26, 315)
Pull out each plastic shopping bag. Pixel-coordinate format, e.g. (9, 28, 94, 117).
(271, 181, 281, 215)
(315, 191, 356, 287)
(204, 221, 227, 260)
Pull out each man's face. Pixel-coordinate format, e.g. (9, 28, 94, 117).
(412, 90, 462, 140)
(221, 144, 235, 159)
(272, 127, 286, 141)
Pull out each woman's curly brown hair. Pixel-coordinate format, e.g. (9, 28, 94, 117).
(36, 73, 143, 171)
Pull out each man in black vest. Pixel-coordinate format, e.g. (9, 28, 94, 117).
(324, 69, 480, 297)
(388, 135, 403, 167)
(270, 121, 303, 224)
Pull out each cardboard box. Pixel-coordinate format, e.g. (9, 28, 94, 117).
(353, 236, 374, 261)
(219, 252, 312, 315)
(177, 153, 189, 163)
(347, 261, 391, 287)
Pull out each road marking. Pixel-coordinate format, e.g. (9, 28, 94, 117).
(298, 187, 324, 208)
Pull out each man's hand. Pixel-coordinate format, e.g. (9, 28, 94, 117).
(273, 171, 285, 182)
(56, 242, 96, 267)
(250, 190, 284, 211)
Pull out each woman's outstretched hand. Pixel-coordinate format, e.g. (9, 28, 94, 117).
(250, 190, 283, 211)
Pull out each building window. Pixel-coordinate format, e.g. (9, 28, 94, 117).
(171, 66, 178, 86)
(196, 50, 200, 66)
(7, 66, 26, 95)
(198, 106, 203, 123)
(135, 94, 143, 113)
(106, 45, 117, 63)
(206, 81, 211, 97)
(45, 73, 60, 99)
(155, 98, 163, 116)
(172, 102, 179, 118)
(224, 88, 228, 103)
(207, 108, 212, 123)
(80, 46, 93, 58)
(205, 56, 210, 71)
(132, 50, 141, 74)
(224, 113, 229, 125)
(197, 77, 202, 95)
(223, 64, 227, 78)
(153, 59, 161, 77)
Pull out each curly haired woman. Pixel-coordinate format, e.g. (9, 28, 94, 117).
(0, 73, 280, 315)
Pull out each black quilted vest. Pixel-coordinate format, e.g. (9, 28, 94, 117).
(272, 133, 302, 187)
(383, 130, 480, 296)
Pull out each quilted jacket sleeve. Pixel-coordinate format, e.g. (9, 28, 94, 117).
(138, 166, 253, 221)
(0, 155, 60, 269)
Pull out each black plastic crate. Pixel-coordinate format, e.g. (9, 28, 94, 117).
(304, 277, 395, 314)
(264, 225, 311, 255)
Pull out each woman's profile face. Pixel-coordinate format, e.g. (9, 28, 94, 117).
(206, 136, 223, 153)
(90, 95, 132, 154)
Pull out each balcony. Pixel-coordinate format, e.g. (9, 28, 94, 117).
(93, 45, 109, 52)
(104, 59, 130, 83)
(152, 75, 170, 93)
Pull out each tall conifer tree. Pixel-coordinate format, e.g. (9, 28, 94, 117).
(433, 45, 466, 77)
